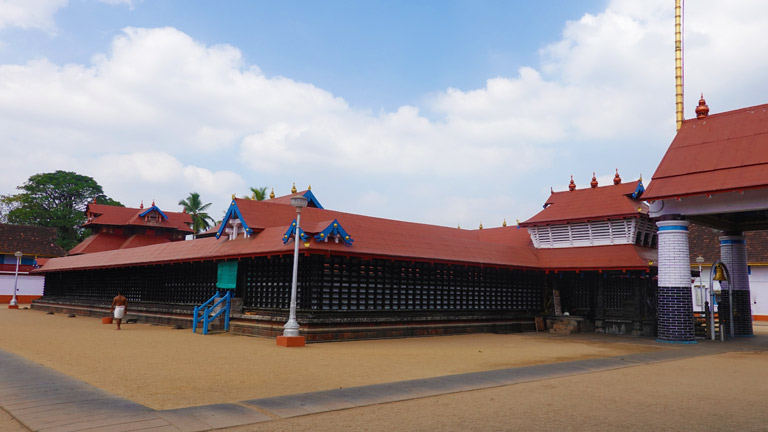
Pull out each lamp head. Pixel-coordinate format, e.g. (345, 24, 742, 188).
(695, 256, 705, 264)
(14, 251, 22, 258)
(290, 195, 308, 209)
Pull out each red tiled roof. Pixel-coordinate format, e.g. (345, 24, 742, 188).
(37, 198, 655, 273)
(0, 224, 67, 257)
(519, 181, 647, 227)
(644, 103, 768, 200)
(69, 232, 176, 255)
(688, 224, 768, 265)
(84, 204, 193, 233)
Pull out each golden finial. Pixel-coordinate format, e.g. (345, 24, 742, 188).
(503, 219, 507, 227)
(269, 188, 275, 199)
(516, 219, 520, 225)
(639, 173, 643, 182)
(231, 193, 236, 200)
(457, 223, 461, 229)
(479, 222, 483, 230)
(291, 182, 297, 194)
(251, 192, 256, 200)
(308, 184, 312, 191)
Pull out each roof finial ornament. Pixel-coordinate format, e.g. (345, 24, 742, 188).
(503, 219, 507, 227)
(457, 223, 461, 229)
(590, 173, 598, 188)
(308, 184, 312, 191)
(93, 197, 97, 204)
(550, 187, 554, 194)
(695, 93, 709, 118)
(291, 182, 297, 194)
(568, 175, 576, 191)
(231, 193, 236, 200)
(479, 222, 483, 230)
(613, 169, 621, 185)
(152, 199, 155, 207)
(269, 188, 275, 199)
(140, 200, 144, 209)
(182, 208, 187, 213)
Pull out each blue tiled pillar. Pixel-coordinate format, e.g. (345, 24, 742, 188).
(719, 234, 753, 336)
(656, 220, 695, 343)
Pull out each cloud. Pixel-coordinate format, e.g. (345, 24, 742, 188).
(2, 0, 768, 227)
(0, 0, 67, 31)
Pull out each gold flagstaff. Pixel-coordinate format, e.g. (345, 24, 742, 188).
(675, 0, 684, 131)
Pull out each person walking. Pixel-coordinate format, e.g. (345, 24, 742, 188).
(111, 291, 128, 330)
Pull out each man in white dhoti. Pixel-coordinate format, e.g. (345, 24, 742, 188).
(110, 291, 128, 330)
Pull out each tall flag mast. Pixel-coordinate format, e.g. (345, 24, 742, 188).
(675, 0, 684, 131)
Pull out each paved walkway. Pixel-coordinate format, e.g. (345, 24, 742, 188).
(2, 335, 766, 432)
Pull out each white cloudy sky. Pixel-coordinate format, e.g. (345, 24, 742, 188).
(1, 0, 767, 227)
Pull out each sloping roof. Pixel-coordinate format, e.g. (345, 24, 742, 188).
(688, 224, 768, 265)
(84, 204, 193, 233)
(69, 232, 174, 255)
(644, 103, 768, 201)
(0, 224, 67, 257)
(519, 181, 647, 227)
(37, 198, 655, 273)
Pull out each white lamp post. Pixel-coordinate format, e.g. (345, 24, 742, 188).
(283, 195, 308, 337)
(695, 255, 710, 339)
(10, 251, 22, 307)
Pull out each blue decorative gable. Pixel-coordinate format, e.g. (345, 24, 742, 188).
(302, 190, 324, 209)
(139, 205, 168, 220)
(282, 219, 310, 244)
(216, 200, 254, 239)
(314, 219, 354, 245)
(631, 180, 645, 199)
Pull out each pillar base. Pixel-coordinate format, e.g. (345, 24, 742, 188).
(276, 335, 306, 347)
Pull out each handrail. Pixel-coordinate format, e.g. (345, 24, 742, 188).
(193, 291, 232, 334)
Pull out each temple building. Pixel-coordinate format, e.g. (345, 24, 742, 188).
(644, 97, 768, 342)
(33, 179, 658, 341)
(69, 200, 193, 255)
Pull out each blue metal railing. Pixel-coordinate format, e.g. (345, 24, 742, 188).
(193, 291, 231, 335)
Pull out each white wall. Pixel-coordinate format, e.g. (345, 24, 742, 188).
(0, 273, 44, 296)
(691, 265, 768, 318)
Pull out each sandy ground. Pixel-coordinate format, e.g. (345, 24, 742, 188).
(230, 351, 768, 432)
(0, 307, 660, 410)
(1, 306, 767, 431)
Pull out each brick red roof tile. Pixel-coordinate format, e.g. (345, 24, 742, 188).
(688, 224, 768, 264)
(84, 204, 193, 233)
(519, 181, 647, 227)
(644, 103, 768, 200)
(37, 198, 656, 273)
(0, 224, 67, 257)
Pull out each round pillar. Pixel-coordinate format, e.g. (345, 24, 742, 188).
(656, 220, 695, 343)
(719, 234, 753, 336)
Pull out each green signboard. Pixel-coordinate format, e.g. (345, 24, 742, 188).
(216, 261, 238, 289)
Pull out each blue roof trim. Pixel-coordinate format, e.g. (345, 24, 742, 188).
(302, 190, 324, 209)
(216, 200, 253, 239)
(282, 219, 310, 244)
(314, 219, 354, 245)
(139, 205, 168, 220)
(631, 180, 645, 199)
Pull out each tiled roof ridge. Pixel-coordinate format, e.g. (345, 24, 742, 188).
(680, 101, 768, 125)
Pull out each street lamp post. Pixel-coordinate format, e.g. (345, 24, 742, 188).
(283, 195, 308, 339)
(695, 256, 710, 339)
(9, 251, 22, 308)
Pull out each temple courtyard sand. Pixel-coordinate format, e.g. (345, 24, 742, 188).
(1, 306, 767, 431)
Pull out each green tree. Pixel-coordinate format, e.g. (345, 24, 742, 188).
(5, 171, 120, 250)
(249, 186, 268, 201)
(178, 192, 214, 237)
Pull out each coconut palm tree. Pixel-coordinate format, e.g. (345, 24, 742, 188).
(249, 186, 268, 201)
(178, 192, 214, 238)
